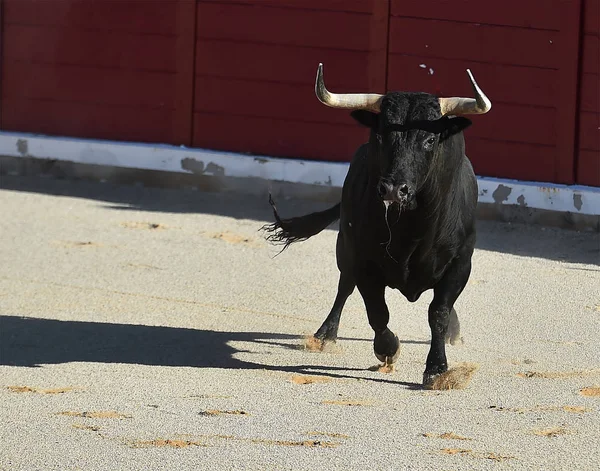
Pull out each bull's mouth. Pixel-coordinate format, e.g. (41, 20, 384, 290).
(383, 197, 414, 211)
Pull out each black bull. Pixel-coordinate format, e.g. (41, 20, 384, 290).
(263, 67, 490, 387)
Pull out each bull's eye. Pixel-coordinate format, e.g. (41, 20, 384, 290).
(423, 136, 436, 151)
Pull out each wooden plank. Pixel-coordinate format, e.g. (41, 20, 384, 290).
(195, 40, 375, 89)
(391, 0, 561, 30)
(195, 76, 351, 125)
(388, 55, 557, 107)
(389, 17, 559, 69)
(202, 0, 378, 14)
(581, 34, 599, 74)
(576, 149, 600, 186)
(468, 139, 557, 182)
(583, 0, 599, 33)
(3, 24, 177, 72)
(578, 111, 600, 151)
(193, 112, 367, 162)
(2, 97, 175, 143)
(463, 104, 555, 147)
(196, 2, 380, 51)
(4, 0, 178, 35)
(580, 73, 600, 112)
(554, 0, 582, 184)
(368, 0, 389, 92)
(172, 0, 196, 146)
(2, 61, 176, 109)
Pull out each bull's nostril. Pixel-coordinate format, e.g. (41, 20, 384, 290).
(398, 184, 409, 195)
(378, 181, 392, 198)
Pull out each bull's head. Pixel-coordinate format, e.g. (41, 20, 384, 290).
(315, 63, 491, 209)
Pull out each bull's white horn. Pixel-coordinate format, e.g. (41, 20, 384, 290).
(315, 63, 384, 113)
(439, 69, 492, 116)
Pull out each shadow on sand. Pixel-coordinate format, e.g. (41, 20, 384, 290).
(0, 315, 422, 389)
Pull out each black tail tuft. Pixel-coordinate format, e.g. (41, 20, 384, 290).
(261, 194, 341, 253)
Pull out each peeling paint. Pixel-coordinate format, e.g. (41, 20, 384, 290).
(254, 157, 269, 164)
(517, 195, 527, 207)
(573, 194, 583, 212)
(16, 139, 29, 156)
(181, 157, 205, 174)
(492, 184, 512, 204)
(206, 162, 225, 176)
(180, 158, 225, 177)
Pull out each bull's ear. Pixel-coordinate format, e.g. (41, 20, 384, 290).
(437, 116, 472, 141)
(351, 110, 379, 129)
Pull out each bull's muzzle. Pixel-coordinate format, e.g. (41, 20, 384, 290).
(377, 181, 412, 205)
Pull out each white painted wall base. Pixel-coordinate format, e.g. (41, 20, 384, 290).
(1, 131, 599, 216)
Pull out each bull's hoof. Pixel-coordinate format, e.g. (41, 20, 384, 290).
(422, 372, 443, 389)
(373, 329, 400, 365)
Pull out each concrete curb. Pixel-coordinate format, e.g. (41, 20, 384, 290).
(1, 131, 599, 231)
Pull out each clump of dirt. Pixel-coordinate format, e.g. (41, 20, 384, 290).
(121, 222, 166, 230)
(532, 427, 572, 437)
(290, 375, 331, 385)
(72, 424, 100, 431)
(57, 411, 131, 419)
(132, 439, 207, 448)
(423, 432, 471, 441)
(438, 448, 513, 461)
(53, 240, 103, 248)
(517, 369, 600, 379)
(441, 448, 472, 455)
(133, 434, 340, 449)
(321, 399, 372, 407)
(427, 363, 480, 390)
(580, 386, 600, 397)
(303, 336, 324, 352)
(301, 335, 341, 353)
(255, 439, 337, 448)
(306, 431, 350, 439)
(7, 386, 76, 394)
(186, 394, 232, 399)
(490, 404, 591, 414)
(483, 452, 514, 462)
(368, 363, 395, 374)
(562, 406, 592, 413)
(198, 410, 249, 417)
(206, 232, 256, 245)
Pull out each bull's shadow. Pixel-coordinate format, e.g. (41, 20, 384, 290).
(0, 316, 421, 388)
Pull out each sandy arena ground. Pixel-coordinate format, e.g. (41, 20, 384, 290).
(1, 175, 599, 470)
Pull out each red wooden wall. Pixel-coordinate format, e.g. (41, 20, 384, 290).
(577, 0, 600, 186)
(0, 0, 598, 186)
(192, 0, 387, 161)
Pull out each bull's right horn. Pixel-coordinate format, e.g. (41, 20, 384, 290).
(438, 69, 492, 116)
(315, 63, 384, 113)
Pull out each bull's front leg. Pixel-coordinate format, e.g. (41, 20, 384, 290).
(356, 263, 400, 365)
(423, 244, 473, 387)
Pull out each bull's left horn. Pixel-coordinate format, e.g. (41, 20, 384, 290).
(315, 63, 384, 113)
(439, 69, 492, 116)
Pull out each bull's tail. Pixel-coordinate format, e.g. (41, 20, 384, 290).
(262, 194, 341, 252)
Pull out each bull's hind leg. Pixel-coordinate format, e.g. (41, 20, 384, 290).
(313, 271, 355, 344)
(357, 264, 400, 365)
(423, 242, 473, 387)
